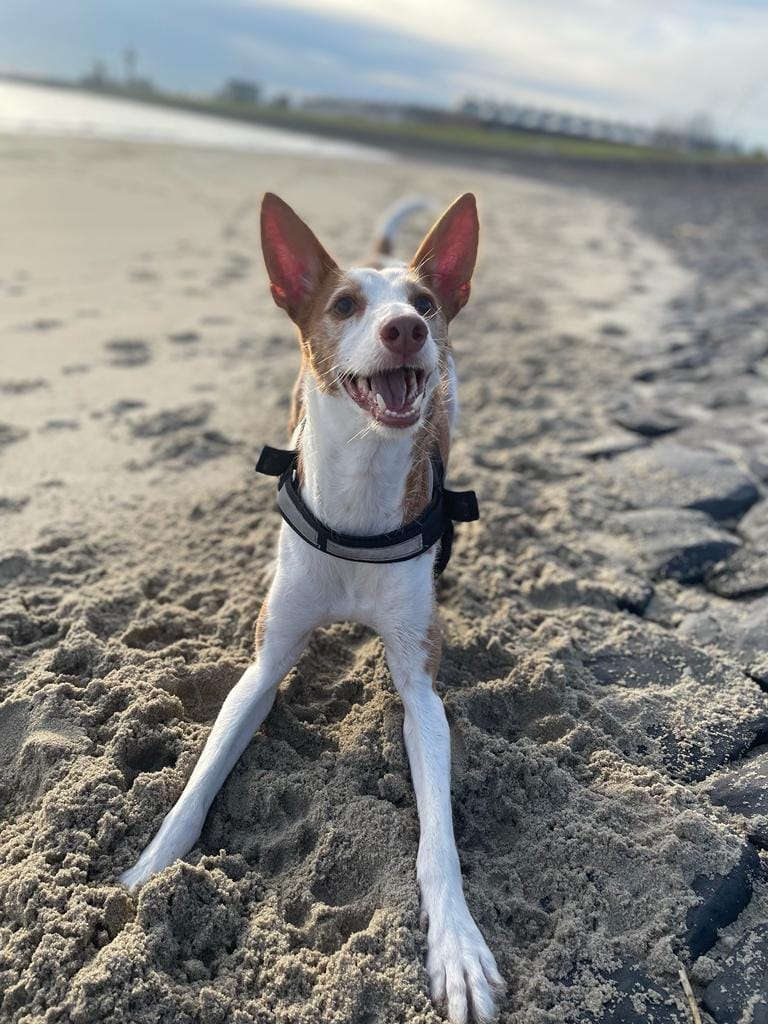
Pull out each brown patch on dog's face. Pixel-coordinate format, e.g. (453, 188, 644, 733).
(299, 272, 368, 393)
(405, 276, 450, 351)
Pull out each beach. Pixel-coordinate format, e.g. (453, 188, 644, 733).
(1, 125, 768, 1024)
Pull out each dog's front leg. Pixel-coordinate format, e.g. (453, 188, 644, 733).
(385, 632, 504, 1024)
(120, 586, 313, 892)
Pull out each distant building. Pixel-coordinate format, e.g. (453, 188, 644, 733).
(301, 97, 410, 123)
(126, 77, 155, 97)
(219, 79, 261, 105)
(456, 96, 736, 151)
(268, 93, 291, 110)
(81, 60, 111, 89)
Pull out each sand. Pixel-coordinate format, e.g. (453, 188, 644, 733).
(1, 135, 767, 1023)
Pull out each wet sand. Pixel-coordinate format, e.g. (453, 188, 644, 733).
(1, 135, 767, 1023)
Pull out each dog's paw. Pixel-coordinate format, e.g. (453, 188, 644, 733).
(119, 837, 178, 892)
(119, 804, 204, 892)
(426, 910, 504, 1023)
(119, 857, 156, 893)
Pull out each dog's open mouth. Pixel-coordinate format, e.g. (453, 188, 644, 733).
(342, 367, 428, 428)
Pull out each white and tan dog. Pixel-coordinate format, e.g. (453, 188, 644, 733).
(121, 192, 504, 1023)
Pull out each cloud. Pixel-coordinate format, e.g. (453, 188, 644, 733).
(228, 0, 768, 144)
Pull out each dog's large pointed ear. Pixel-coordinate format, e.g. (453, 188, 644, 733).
(260, 193, 338, 323)
(410, 193, 479, 321)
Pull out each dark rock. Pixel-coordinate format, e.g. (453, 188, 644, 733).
(633, 365, 662, 382)
(678, 404, 768, 487)
(586, 631, 717, 689)
(632, 347, 713, 381)
(0, 552, 35, 581)
(709, 749, 768, 848)
(679, 597, 768, 684)
(601, 443, 759, 521)
(674, 415, 768, 456)
(705, 548, 768, 598)
(591, 963, 686, 1023)
(600, 322, 628, 337)
(702, 923, 768, 1024)
(609, 508, 739, 583)
(660, 720, 768, 785)
(582, 622, 768, 781)
(613, 402, 687, 438)
(684, 844, 761, 959)
(579, 431, 648, 460)
(741, 499, 768, 548)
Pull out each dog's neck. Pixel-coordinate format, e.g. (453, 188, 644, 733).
(296, 377, 429, 536)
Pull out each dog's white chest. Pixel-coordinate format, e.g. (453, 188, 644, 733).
(278, 526, 436, 633)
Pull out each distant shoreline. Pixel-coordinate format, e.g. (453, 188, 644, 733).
(2, 70, 766, 178)
(0, 76, 386, 161)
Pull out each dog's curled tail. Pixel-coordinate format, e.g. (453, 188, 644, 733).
(372, 197, 432, 256)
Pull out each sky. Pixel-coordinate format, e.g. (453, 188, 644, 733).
(2, 0, 767, 147)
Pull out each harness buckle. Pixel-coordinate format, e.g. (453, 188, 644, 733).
(255, 446, 295, 478)
(444, 488, 480, 523)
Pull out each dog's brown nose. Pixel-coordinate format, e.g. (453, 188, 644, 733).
(379, 315, 427, 358)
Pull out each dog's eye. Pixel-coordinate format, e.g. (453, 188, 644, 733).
(413, 294, 434, 316)
(333, 295, 356, 318)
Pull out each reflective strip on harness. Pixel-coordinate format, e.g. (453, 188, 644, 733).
(277, 484, 319, 546)
(326, 534, 423, 561)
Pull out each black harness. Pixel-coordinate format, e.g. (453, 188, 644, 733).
(255, 445, 479, 575)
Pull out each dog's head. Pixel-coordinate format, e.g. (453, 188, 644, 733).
(260, 192, 478, 432)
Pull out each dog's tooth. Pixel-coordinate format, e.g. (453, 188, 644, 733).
(375, 392, 386, 411)
(413, 391, 423, 409)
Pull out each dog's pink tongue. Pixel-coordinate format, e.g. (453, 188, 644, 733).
(371, 369, 408, 411)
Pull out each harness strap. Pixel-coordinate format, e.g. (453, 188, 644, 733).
(255, 446, 295, 477)
(254, 445, 478, 571)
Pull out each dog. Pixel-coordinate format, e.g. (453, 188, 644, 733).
(120, 192, 504, 1023)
